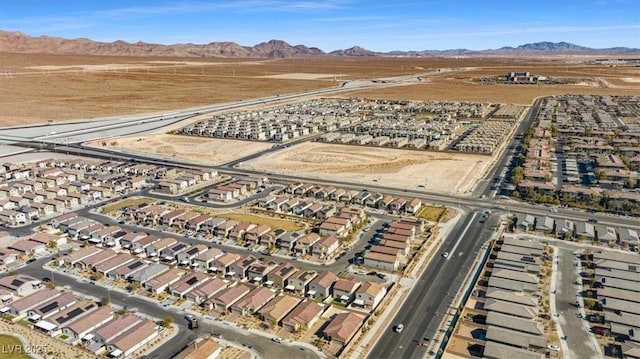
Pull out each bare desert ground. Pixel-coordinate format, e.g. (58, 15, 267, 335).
(1, 52, 638, 126)
(92, 134, 273, 165)
(236, 142, 492, 195)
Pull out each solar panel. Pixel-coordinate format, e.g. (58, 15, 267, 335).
(129, 261, 143, 270)
(40, 302, 59, 314)
(186, 277, 198, 285)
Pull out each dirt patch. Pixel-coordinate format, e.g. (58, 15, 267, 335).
(237, 142, 492, 195)
(2, 52, 638, 126)
(90, 134, 273, 165)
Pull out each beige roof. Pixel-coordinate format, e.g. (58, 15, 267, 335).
(333, 278, 361, 293)
(94, 314, 141, 342)
(310, 271, 338, 289)
(110, 320, 157, 352)
(65, 305, 113, 334)
(65, 246, 102, 263)
(282, 300, 324, 327)
(233, 287, 276, 312)
(357, 281, 385, 297)
(210, 285, 250, 307)
(258, 294, 301, 322)
(173, 339, 221, 359)
(323, 312, 364, 342)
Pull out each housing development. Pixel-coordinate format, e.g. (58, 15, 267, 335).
(0, 27, 639, 359)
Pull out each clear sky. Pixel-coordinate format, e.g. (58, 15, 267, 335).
(2, 0, 639, 52)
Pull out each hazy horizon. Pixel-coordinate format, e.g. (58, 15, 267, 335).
(2, 0, 639, 52)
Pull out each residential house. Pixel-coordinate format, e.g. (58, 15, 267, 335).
(207, 285, 250, 312)
(286, 270, 317, 295)
(230, 286, 276, 316)
(322, 312, 364, 346)
(295, 233, 321, 255)
(9, 240, 46, 255)
(266, 263, 297, 289)
(62, 306, 113, 342)
(244, 224, 271, 245)
(246, 260, 278, 284)
(228, 255, 258, 279)
(168, 272, 210, 298)
(145, 237, 177, 258)
(144, 267, 184, 295)
(95, 253, 136, 276)
(92, 314, 142, 346)
(312, 236, 340, 258)
(176, 244, 208, 266)
(0, 274, 42, 296)
(308, 271, 338, 300)
(353, 282, 386, 310)
(212, 253, 241, 275)
(192, 248, 224, 272)
(184, 277, 227, 305)
(332, 278, 361, 304)
(363, 251, 399, 271)
(0, 248, 18, 266)
(258, 294, 302, 326)
(105, 320, 159, 358)
(282, 300, 324, 332)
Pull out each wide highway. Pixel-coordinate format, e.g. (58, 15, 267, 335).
(368, 211, 499, 359)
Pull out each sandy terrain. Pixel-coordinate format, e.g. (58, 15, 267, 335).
(2, 52, 638, 126)
(262, 73, 336, 80)
(237, 142, 491, 195)
(93, 134, 273, 165)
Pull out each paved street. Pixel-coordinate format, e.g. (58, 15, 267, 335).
(553, 247, 602, 359)
(17, 256, 320, 359)
(369, 211, 499, 359)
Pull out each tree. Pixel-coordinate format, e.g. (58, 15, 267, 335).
(101, 296, 110, 306)
(512, 166, 524, 186)
(594, 169, 607, 181)
(162, 316, 173, 328)
(47, 241, 57, 250)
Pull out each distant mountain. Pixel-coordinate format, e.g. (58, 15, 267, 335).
(0, 31, 638, 58)
(329, 46, 377, 56)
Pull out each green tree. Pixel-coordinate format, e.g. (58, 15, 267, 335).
(512, 166, 524, 185)
(162, 316, 173, 328)
(100, 296, 110, 306)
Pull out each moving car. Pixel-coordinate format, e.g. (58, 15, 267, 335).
(395, 324, 404, 333)
(442, 252, 449, 258)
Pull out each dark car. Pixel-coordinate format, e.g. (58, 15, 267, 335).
(42, 277, 51, 283)
(26, 258, 36, 264)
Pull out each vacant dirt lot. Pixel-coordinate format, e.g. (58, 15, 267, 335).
(1, 52, 638, 126)
(91, 134, 272, 165)
(237, 142, 491, 195)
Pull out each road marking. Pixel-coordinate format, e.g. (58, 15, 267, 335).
(447, 212, 478, 260)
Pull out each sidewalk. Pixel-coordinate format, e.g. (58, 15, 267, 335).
(347, 210, 464, 359)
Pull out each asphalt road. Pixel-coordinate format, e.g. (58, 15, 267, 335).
(15, 256, 319, 359)
(553, 246, 601, 359)
(368, 211, 499, 359)
(474, 98, 541, 198)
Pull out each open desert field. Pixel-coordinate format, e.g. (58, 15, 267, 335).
(91, 134, 273, 165)
(236, 142, 492, 195)
(1, 52, 638, 126)
(347, 62, 640, 105)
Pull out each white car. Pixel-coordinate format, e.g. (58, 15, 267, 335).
(272, 337, 284, 343)
(547, 345, 560, 351)
(549, 208, 558, 213)
(395, 324, 404, 333)
(442, 252, 449, 258)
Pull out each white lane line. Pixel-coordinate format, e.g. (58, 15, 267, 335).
(447, 212, 479, 260)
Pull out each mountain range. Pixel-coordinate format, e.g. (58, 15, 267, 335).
(1, 30, 638, 58)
